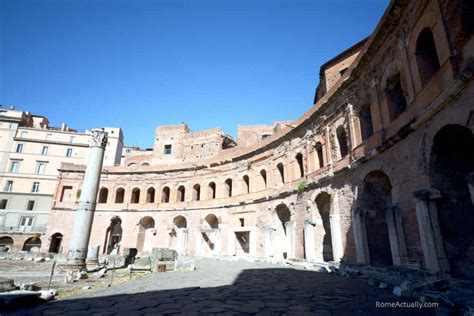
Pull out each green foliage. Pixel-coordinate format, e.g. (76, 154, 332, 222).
(297, 181, 307, 193)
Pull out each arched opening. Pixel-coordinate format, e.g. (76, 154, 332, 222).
(359, 104, 374, 141)
(277, 163, 285, 183)
(204, 214, 219, 229)
(201, 214, 219, 253)
(141, 162, 150, 167)
(22, 237, 42, 252)
(98, 187, 108, 203)
(416, 28, 440, 85)
(105, 216, 122, 255)
(296, 153, 304, 178)
(146, 187, 155, 203)
(225, 179, 232, 197)
(174, 215, 187, 229)
(137, 216, 155, 254)
(276, 204, 292, 259)
(314, 142, 324, 169)
(361, 170, 393, 267)
(178, 186, 185, 202)
(260, 169, 267, 189)
(208, 182, 216, 199)
(336, 125, 349, 158)
(48, 233, 63, 253)
(430, 125, 474, 279)
(115, 188, 125, 203)
(131, 188, 140, 204)
(315, 192, 333, 262)
(193, 184, 201, 201)
(385, 72, 407, 121)
(242, 175, 250, 194)
(0, 236, 13, 252)
(162, 186, 170, 203)
(171, 215, 188, 254)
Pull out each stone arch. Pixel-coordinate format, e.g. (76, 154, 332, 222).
(242, 175, 250, 194)
(358, 103, 374, 141)
(48, 232, 63, 253)
(146, 187, 155, 203)
(177, 185, 186, 202)
(131, 188, 140, 204)
(415, 27, 440, 86)
(104, 216, 122, 255)
(98, 187, 108, 203)
(224, 179, 233, 197)
(115, 188, 125, 203)
(137, 216, 155, 254)
(295, 152, 304, 178)
(314, 141, 324, 169)
(381, 61, 408, 122)
(336, 125, 349, 158)
(429, 124, 474, 279)
(173, 215, 187, 229)
(315, 192, 333, 262)
(259, 169, 267, 189)
(276, 162, 285, 183)
(162, 186, 170, 203)
(170, 215, 188, 255)
(204, 214, 219, 229)
(275, 203, 294, 259)
(141, 162, 150, 167)
(0, 236, 13, 252)
(208, 182, 216, 199)
(22, 237, 42, 252)
(193, 184, 201, 201)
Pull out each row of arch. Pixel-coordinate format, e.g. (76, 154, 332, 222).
(0, 236, 43, 252)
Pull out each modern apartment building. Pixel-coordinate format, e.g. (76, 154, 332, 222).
(0, 106, 123, 252)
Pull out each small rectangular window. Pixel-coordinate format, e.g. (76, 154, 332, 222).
(239, 218, 245, 227)
(36, 162, 46, 175)
(9, 160, 20, 173)
(0, 199, 7, 209)
(15, 143, 24, 153)
(69, 136, 75, 143)
(66, 148, 73, 157)
(20, 131, 28, 138)
(27, 200, 35, 211)
(41, 146, 48, 155)
(31, 181, 40, 193)
(4, 180, 13, 192)
(164, 145, 172, 155)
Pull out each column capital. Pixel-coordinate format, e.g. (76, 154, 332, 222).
(90, 128, 108, 148)
(413, 189, 441, 201)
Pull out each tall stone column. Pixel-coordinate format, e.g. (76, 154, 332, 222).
(66, 129, 108, 271)
(352, 208, 370, 264)
(414, 189, 449, 274)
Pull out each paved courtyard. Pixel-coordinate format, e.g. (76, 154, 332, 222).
(12, 258, 437, 315)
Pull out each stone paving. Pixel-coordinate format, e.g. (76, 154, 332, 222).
(11, 258, 437, 315)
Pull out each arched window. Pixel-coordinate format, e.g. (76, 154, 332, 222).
(225, 179, 233, 197)
(314, 142, 324, 169)
(385, 72, 407, 121)
(193, 184, 201, 201)
(416, 28, 440, 85)
(98, 187, 108, 203)
(131, 188, 140, 204)
(162, 186, 170, 203)
(359, 104, 374, 141)
(277, 163, 285, 183)
(260, 169, 267, 188)
(178, 185, 185, 202)
(208, 182, 216, 199)
(242, 175, 250, 194)
(146, 187, 155, 203)
(115, 188, 125, 203)
(295, 153, 304, 178)
(336, 126, 349, 158)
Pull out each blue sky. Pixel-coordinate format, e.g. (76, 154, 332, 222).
(0, 0, 389, 148)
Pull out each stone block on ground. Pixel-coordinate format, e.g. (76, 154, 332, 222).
(19, 283, 41, 291)
(174, 259, 196, 272)
(0, 278, 15, 293)
(0, 290, 42, 308)
(151, 248, 178, 261)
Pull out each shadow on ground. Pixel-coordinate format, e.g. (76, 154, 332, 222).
(10, 268, 437, 315)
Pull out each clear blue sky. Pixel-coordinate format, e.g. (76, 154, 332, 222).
(0, 0, 389, 148)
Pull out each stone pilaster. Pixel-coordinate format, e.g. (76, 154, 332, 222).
(352, 208, 370, 264)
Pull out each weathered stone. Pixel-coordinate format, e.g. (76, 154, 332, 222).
(151, 248, 178, 261)
(0, 278, 15, 293)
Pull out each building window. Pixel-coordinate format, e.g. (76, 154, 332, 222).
(339, 67, 348, 76)
(15, 143, 24, 153)
(41, 146, 48, 155)
(31, 182, 40, 193)
(359, 104, 374, 141)
(225, 179, 233, 197)
(415, 27, 440, 86)
(45, 133, 52, 140)
(4, 180, 13, 192)
(19, 216, 34, 232)
(20, 131, 28, 138)
(261, 134, 271, 140)
(208, 182, 216, 199)
(26, 200, 35, 211)
(35, 162, 47, 175)
(66, 148, 73, 157)
(69, 136, 75, 143)
(9, 160, 20, 173)
(178, 185, 185, 202)
(296, 153, 304, 178)
(0, 199, 7, 209)
(314, 142, 324, 169)
(161, 186, 170, 203)
(336, 125, 349, 158)
(164, 144, 172, 155)
(385, 72, 407, 121)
